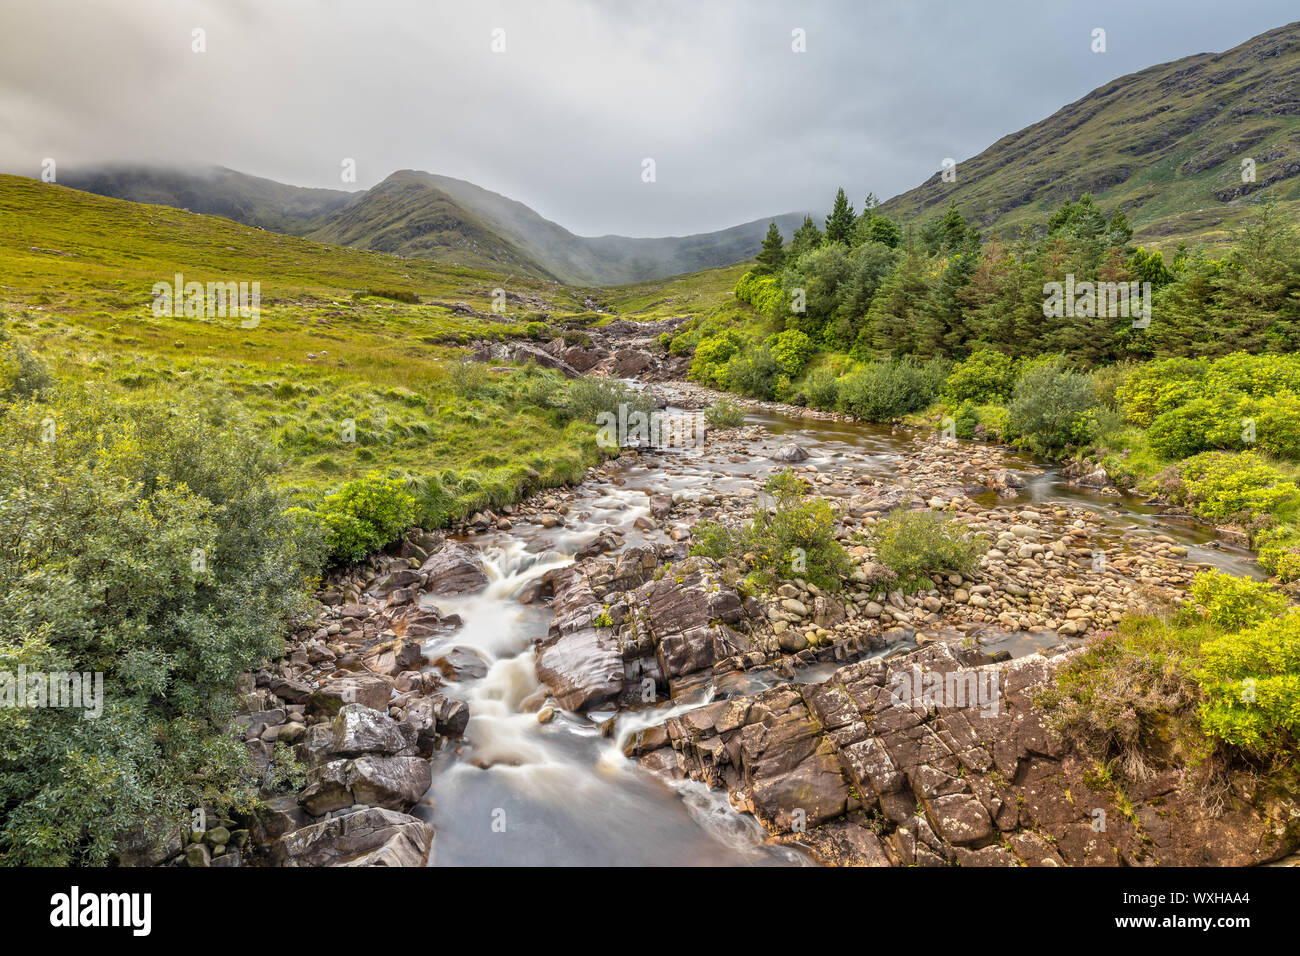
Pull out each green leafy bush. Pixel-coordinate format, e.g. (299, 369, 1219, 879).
(1005, 356, 1096, 454)
(941, 348, 1016, 405)
(1189, 570, 1286, 630)
(723, 344, 785, 399)
(1175, 451, 1299, 523)
(688, 330, 743, 386)
(1196, 612, 1300, 754)
(316, 471, 417, 563)
(0, 328, 51, 403)
(837, 358, 948, 422)
(802, 366, 841, 410)
(766, 330, 814, 376)
(561, 376, 653, 424)
(704, 397, 745, 429)
(691, 473, 850, 591)
(1256, 524, 1300, 583)
(1117, 357, 1206, 427)
(868, 506, 986, 587)
(0, 385, 321, 865)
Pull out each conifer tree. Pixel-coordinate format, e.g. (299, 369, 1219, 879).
(825, 188, 856, 246)
(754, 221, 786, 275)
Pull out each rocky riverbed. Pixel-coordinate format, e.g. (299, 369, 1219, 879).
(160, 319, 1296, 867)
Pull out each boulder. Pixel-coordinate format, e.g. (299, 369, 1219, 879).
(421, 543, 489, 595)
(272, 808, 434, 867)
(770, 443, 809, 462)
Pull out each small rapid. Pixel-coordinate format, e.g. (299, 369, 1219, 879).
(410, 401, 1261, 866)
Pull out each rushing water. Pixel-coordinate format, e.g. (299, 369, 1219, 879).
(411, 403, 1260, 866)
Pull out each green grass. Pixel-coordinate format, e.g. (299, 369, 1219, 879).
(0, 175, 616, 503)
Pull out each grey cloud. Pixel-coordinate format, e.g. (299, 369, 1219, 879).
(0, 0, 1295, 235)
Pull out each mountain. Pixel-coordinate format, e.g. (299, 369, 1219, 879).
(877, 21, 1300, 246)
(59, 164, 357, 236)
(58, 164, 807, 286)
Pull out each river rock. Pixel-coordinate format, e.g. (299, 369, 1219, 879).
(770, 443, 809, 463)
(421, 543, 490, 595)
(272, 808, 434, 867)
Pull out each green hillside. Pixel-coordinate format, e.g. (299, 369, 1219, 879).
(0, 173, 613, 496)
(877, 21, 1300, 247)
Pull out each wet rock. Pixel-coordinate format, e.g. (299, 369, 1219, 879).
(433, 646, 490, 681)
(271, 808, 434, 867)
(308, 675, 392, 716)
(770, 443, 809, 463)
(421, 543, 490, 595)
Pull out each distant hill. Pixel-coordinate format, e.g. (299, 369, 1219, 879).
(877, 21, 1300, 246)
(58, 165, 807, 286)
(59, 164, 357, 236)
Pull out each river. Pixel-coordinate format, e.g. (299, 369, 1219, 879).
(410, 398, 1260, 866)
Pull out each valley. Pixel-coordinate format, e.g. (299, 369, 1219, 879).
(2, 16, 1299, 874)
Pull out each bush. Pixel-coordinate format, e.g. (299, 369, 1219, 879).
(802, 366, 841, 410)
(523, 321, 549, 340)
(1256, 524, 1300, 582)
(1197, 612, 1300, 754)
(562, 376, 653, 425)
(0, 328, 51, 403)
(704, 398, 745, 429)
(1189, 570, 1287, 630)
(941, 348, 1016, 405)
(837, 358, 948, 422)
(0, 385, 321, 865)
(1175, 451, 1298, 523)
(315, 471, 417, 563)
(723, 345, 784, 399)
(1144, 397, 1239, 460)
(691, 475, 851, 591)
(1005, 356, 1096, 455)
(766, 330, 814, 377)
(868, 506, 986, 587)
(1117, 357, 1206, 427)
(688, 331, 743, 386)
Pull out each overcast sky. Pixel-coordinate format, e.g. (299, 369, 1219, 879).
(1, 0, 1295, 236)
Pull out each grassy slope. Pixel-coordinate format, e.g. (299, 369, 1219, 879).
(877, 21, 1300, 249)
(0, 174, 612, 495)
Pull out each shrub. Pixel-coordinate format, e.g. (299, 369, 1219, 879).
(704, 398, 745, 429)
(724, 345, 784, 399)
(1196, 612, 1300, 754)
(802, 366, 840, 410)
(1256, 524, 1300, 582)
(837, 358, 948, 422)
(0, 385, 320, 865)
(1145, 397, 1239, 460)
(1189, 570, 1287, 630)
(1175, 451, 1298, 523)
(316, 471, 418, 563)
(1203, 351, 1300, 399)
(355, 288, 419, 304)
(523, 321, 549, 340)
(0, 328, 51, 403)
(941, 348, 1016, 406)
(691, 475, 851, 591)
(1117, 357, 1206, 427)
(1005, 356, 1096, 455)
(688, 331, 743, 386)
(766, 330, 814, 377)
(868, 506, 986, 587)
